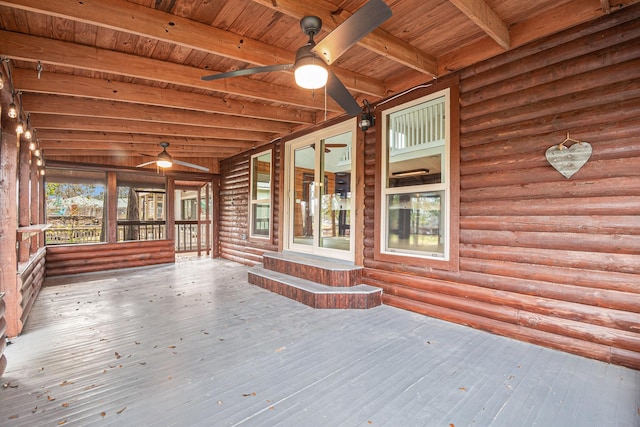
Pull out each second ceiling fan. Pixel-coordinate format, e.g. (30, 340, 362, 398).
(201, 0, 392, 117)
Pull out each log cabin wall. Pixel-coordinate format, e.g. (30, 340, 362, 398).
(17, 248, 46, 333)
(219, 144, 279, 265)
(45, 240, 175, 277)
(363, 7, 640, 369)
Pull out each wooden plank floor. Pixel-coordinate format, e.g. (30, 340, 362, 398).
(1, 258, 638, 426)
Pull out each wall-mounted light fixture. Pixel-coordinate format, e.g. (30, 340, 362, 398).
(359, 99, 374, 131)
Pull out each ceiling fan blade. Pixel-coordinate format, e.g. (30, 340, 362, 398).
(326, 70, 361, 117)
(173, 159, 210, 172)
(201, 63, 294, 81)
(312, 0, 392, 65)
(136, 161, 157, 168)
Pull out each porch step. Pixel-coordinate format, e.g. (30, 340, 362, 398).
(262, 251, 362, 287)
(248, 266, 381, 309)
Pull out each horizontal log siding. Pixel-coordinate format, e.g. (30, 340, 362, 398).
(17, 248, 46, 331)
(219, 144, 278, 266)
(45, 240, 175, 276)
(363, 6, 640, 369)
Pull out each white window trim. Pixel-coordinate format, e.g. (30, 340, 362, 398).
(249, 149, 272, 239)
(380, 88, 451, 261)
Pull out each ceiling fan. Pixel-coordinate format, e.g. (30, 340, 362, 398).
(136, 142, 210, 172)
(201, 0, 392, 117)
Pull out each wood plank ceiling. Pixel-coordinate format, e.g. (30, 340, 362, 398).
(0, 0, 635, 173)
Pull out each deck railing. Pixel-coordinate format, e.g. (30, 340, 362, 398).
(45, 221, 211, 253)
(175, 220, 210, 253)
(45, 226, 102, 244)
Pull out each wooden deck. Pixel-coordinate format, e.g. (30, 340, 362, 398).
(0, 258, 638, 426)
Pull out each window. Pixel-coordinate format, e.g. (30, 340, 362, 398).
(45, 169, 107, 245)
(376, 87, 459, 269)
(117, 172, 167, 242)
(250, 150, 272, 238)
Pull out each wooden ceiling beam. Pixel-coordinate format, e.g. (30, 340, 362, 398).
(251, 0, 439, 77)
(447, 0, 510, 49)
(35, 130, 258, 149)
(438, 0, 618, 74)
(21, 94, 295, 134)
(12, 69, 315, 125)
(0, 0, 385, 97)
(0, 30, 343, 112)
(38, 141, 243, 154)
(30, 114, 273, 142)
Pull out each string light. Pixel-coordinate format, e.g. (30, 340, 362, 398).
(8, 101, 17, 118)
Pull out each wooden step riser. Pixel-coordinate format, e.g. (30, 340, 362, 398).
(263, 254, 362, 287)
(248, 272, 381, 309)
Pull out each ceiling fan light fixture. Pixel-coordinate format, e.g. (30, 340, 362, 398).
(294, 56, 328, 89)
(156, 146, 173, 168)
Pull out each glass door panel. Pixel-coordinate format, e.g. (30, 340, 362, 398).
(319, 133, 351, 252)
(293, 145, 316, 246)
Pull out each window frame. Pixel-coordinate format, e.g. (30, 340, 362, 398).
(374, 81, 460, 272)
(249, 149, 273, 240)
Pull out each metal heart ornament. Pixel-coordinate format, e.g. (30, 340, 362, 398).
(545, 141, 592, 178)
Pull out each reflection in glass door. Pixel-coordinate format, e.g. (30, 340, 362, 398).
(293, 145, 315, 246)
(288, 122, 354, 260)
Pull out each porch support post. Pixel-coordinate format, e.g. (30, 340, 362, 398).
(106, 171, 117, 243)
(0, 128, 20, 337)
(18, 134, 30, 262)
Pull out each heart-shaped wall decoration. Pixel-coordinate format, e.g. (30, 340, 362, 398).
(545, 141, 592, 178)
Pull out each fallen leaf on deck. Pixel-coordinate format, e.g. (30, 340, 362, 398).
(135, 341, 140, 345)
(32, 407, 38, 414)
(58, 420, 67, 425)
(458, 387, 466, 391)
(60, 380, 74, 386)
(101, 412, 106, 417)
(275, 347, 286, 353)
(115, 352, 121, 359)
(61, 402, 69, 408)
(3, 382, 18, 389)
(83, 384, 98, 391)
(117, 406, 127, 414)
(242, 392, 257, 397)
(139, 362, 146, 365)
(9, 415, 18, 419)
(167, 346, 176, 349)
(449, 424, 455, 427)
(48, 395, 56, 401)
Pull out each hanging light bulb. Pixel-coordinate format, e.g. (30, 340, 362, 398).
(34, 148, 41, 157)
(0, 71, 4, 90)
(36, 158, 43, 166)
(16, 119, 25, 134)
(23, 113, 33, 139)
(28, 141, 37, 151)
(40, 169, 45, 176)
(8, 102, 17, 119)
